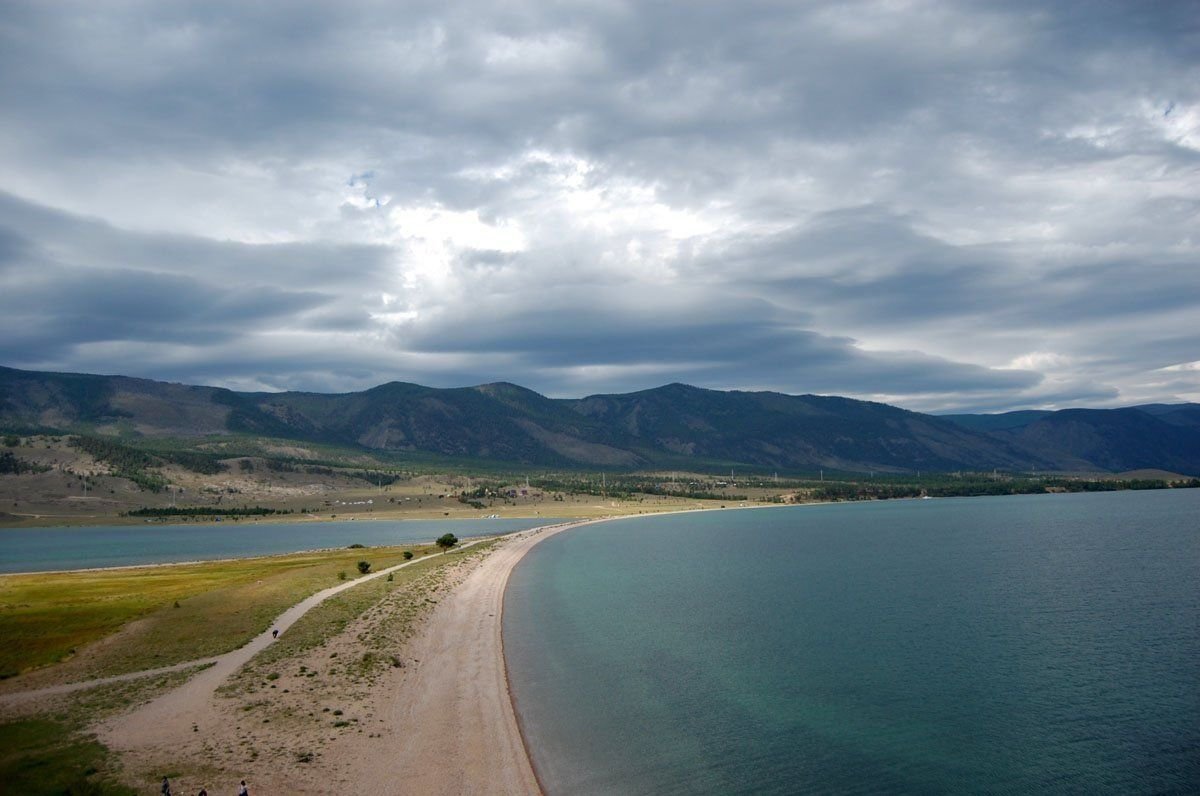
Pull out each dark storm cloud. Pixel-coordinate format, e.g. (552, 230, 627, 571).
(0, 0, 1196, 409)
(0, 193, 396, 289)
(0, 192, 384, 369)
(9, 267, 325, 343)
(712, 206, 1200, 334)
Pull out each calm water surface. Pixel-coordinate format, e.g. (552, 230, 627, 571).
(505, 490, 1200, 794)
(0, 517, 556, 573)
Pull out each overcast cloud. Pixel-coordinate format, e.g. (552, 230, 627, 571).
(1, 0, 1197, 412)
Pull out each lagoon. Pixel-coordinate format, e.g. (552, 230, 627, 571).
(505, 490, 1200, 794)
(0, 516, 556, 573)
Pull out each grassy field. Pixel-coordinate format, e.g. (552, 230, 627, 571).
(0, 542, 445, 682)
(0, 717, 135, 795)
(0, 666, 211, 795)
(0, 541, 492, 795)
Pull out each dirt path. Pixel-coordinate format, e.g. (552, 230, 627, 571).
(88, 538, 494, 751)
(0, 657, 221, 709)
(0, 539, 491, 712)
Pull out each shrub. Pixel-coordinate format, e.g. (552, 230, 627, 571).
(356, 561, 371, 575)
(0, 452, 47, 475)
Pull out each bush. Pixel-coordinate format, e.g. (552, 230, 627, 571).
(356, 561, 371, 575)
(0, 451, 45, 475)
(403, 551, 414, 560)
(435, 533, 459, 553)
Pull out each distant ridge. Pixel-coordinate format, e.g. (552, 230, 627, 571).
(1, 365, 1197, 475)
(940, 410, 1053, 432)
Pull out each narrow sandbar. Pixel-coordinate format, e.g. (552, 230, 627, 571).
(88, 522, 585, 794)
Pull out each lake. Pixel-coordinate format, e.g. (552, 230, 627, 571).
(0, 516, 557, 573)
(504, 490, 1200, 794)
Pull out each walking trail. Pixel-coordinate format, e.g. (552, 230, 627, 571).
(0, 537, 491, 710)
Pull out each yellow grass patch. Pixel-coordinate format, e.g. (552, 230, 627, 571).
(0, 544, 440, 680)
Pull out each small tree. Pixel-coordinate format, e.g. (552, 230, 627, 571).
(435, 533, 459, 553)
(357, 560, 371, 575)
(403, 551, 414, 560)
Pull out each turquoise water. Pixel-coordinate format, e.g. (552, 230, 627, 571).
(0, 517, 556, 573)
(504, 491, 1200, 794)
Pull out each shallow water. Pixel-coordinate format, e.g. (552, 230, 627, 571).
(0, 516, 556, 573)
(505, 490, 1200, 794)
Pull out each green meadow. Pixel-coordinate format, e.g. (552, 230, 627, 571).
(0, 542, 444, 681)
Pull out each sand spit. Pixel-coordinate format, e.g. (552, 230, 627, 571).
(342, 523, 577, 795)
(84, 522, 582, 794)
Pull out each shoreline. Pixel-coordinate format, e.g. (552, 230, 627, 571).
(497, 506, 787, 793)
(500, 518, 612, 796)
(495, 501, 887, 792)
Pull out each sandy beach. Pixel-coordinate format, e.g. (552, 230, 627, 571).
(88, 521, 584, 794)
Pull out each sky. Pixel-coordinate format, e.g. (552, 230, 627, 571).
(0, 0, 1197, 413)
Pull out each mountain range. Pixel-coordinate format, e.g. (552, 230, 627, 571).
(1, 365, 1197, 475)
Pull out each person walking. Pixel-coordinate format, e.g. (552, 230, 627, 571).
(237, 780, 249, 796)
(160, 777, 171, 796)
